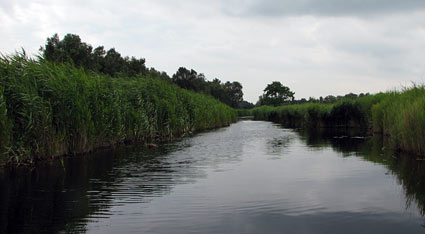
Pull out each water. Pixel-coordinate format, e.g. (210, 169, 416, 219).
(1, 120, 425, 233)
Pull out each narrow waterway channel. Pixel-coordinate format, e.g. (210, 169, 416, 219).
(1, 120, 425, 233)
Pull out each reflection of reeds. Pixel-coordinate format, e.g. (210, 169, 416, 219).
(0, 53, 237, 164)
(298, 129, 425, 217)
(253, 85, 425, 155)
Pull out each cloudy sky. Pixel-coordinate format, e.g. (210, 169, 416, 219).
(1, 0, 424, 102)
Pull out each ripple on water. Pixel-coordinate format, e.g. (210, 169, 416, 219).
(1, 120, 425, 234)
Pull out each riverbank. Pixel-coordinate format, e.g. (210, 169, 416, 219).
(251, 85, 425, 155)
(0, 53, 237, 166)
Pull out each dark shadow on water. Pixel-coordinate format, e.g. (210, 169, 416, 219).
(0, 143, 198, 233)
(0, 124, 243, 233)
(293, 127, 425, 223)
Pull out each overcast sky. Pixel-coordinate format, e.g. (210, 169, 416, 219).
(1, 0, 424, 102)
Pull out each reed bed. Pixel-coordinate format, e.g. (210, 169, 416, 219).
(252, 86, 425, 155)
(0, 53, 236, 164)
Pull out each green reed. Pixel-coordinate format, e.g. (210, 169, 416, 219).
(252, 86, 425, 155)
(0, 53, 236, 164)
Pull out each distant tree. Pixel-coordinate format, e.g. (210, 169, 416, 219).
(324, 95, 337, 103)
(42, 33, 93, 68)
(127, 56, 147, 77)
(259, 81, 294, 106)
(224, 81, 243, 108)
(238, 100, 255, 109)
(308, 97, 318, 103)
(171, 68, 245, 108)
(172, 67, 206, 92)
(344, 93, 358, 99)
(102, 48, 124, 77)
(40, 33, 147, 77)
(208, 78, 225, 101)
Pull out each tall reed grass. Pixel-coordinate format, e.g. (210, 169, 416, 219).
(371, 85, 425, 155)
(253, 86, 425, 155)
(0, 53, 237, 164)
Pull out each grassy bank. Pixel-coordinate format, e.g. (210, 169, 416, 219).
(252, 86, 425, 155)
(0, 53, 237, 165)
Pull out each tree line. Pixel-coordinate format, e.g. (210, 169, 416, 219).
(40, 33, 252, 108)
(256, 81, 370, 107)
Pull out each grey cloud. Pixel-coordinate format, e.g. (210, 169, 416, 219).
(222, 0, 425, 17)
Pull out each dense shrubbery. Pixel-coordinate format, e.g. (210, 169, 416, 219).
(252, 86, 425, 155)
(0, 53, 237, 164)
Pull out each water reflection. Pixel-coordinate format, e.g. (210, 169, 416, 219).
(295, 127, 425, 219)
(1, 121, 425, 233)
(266, 132, 294, 157)
(0, 125, 245, 233)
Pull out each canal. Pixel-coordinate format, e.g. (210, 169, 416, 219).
(1, 120, 425, 233)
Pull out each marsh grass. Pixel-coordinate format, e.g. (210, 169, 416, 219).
(253, 86, 425, 155)
(0, 53, 236, 164)
(371, 85, 425, 155)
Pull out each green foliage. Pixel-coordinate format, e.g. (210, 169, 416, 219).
(171, 67, 244, 108)
(0, 53, 236, 164)
(237, 100, 255, 109)
(258, 81, 295, 106)
(253, 86, 425, 155)
(41, 33, 148, 78)
(41, 34, 248, 108)
(236, 109, 253, 117)
(371, 85, 425, 155)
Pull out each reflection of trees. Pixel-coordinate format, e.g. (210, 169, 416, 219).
(388, 153, 425, 217)
(0, 148, 124, 234)
(266, 136, 294, 156)
(295, 127, 367, 151)
(0, 144, 195, 233)
(294, 128, 425, 218)
(0, 123, 246, 234)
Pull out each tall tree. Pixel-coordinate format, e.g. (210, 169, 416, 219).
(172, 67, 207, 92)
(224, 81, 243, 108)
(259, 81, 294, 106)
(42, 33, 93, 68)
(40, 33, 147, 78)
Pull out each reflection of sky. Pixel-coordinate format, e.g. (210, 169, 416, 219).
(85, 120, 424, 234)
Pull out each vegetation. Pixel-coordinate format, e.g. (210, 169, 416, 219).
(257, 81, 295, 106)
(41, 33, 252, 108)
(0, 53, 237, 165)
(371, 85, 425, 155)
(41, 33, 151, 78)
(252, 86, 425, 155)
(236, 109, 253, 117)
(171, 67, 245, 108)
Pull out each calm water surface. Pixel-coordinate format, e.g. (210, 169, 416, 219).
(1, 120, 425, 233)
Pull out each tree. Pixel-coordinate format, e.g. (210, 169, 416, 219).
(40, 33, 147, 78)
(238, 100, 255, 109)
(259, 81, 294, 106)
(41, 33, 93, 68)
(172, 67, 206, 92)
(102, 48, 124, 77)
(224, 81, 243, 108)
